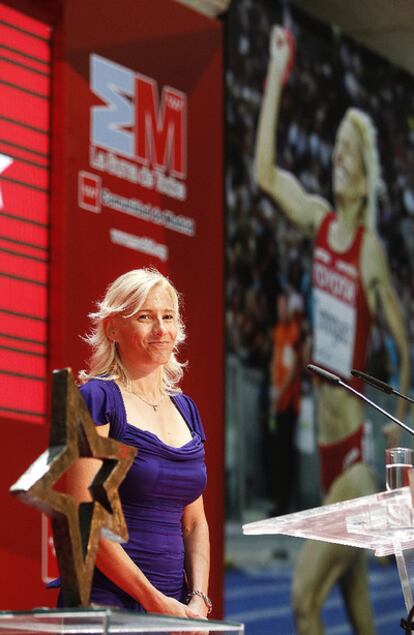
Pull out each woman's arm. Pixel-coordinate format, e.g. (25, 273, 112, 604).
(255, 26, 329, 233)
(67, 423, 201, 618)
(362, 233, 410, 447)
(182, 495, 210, 618)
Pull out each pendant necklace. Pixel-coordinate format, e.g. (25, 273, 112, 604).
(131, 390, 166, 412)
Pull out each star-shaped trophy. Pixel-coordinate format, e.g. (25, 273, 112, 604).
(10, 369, 137, 607)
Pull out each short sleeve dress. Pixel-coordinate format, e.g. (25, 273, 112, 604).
(79, 378, 207, 611)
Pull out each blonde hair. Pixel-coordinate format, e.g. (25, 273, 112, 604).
(79, 268, 186, 392)
(343, 107, 382, 231)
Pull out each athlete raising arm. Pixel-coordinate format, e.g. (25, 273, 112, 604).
(255, 25, 409, 635)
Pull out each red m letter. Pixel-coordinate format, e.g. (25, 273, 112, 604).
(135, 75, 186, 178)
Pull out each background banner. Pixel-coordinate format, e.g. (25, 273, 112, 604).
(225, 0, 414, 630)
(1, 0, 224, 612)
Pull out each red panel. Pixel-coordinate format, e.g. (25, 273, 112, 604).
(0, 119, 49, 155)
(1, 0, 224, 615)
(0, 276, 47, 316)
(2, 159, 49, 190)
(0, 250, 47, 283)
(0, 84, 50, 131)
(0, 0, 52, 610)
(7, 245, 46, 263)
(0, 215, 48, 248)
(0, 23, 50, 63)
(0, 374, 46, 415)
(0, 141, 49, 168)
(0, 3, 51, 39)
(0, 310, 46, 342)
(0, 45, 50, 74)
(0, 346, 46, 377)
(0, 59, 50, 97)
(49, 0, 224, 616)
(0, 332, 45, 354)
(0, 417, 56, 606)
(1, 183, 49, 223)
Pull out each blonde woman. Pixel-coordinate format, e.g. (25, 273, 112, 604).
(62, 268, 211, 619)
(255, 26, 409, 635)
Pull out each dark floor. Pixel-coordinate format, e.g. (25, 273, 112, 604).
(224, 555, 404, 634)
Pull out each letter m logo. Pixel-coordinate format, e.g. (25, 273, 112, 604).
(135, 74, 187, 179)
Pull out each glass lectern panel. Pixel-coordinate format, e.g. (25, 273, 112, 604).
(0, 609, 243, 635)
(243, 485, 414, 614)
(244, 485, 414, 557)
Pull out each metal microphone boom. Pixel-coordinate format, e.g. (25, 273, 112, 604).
(351, 368, 414, 404)
(307, 364, 414, 436)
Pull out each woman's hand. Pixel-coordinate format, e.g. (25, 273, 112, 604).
(269, 25, 296, 85)
(149, 594, 209, 635)
(187, 594, 209, 619)
(146, 591, 205, 619)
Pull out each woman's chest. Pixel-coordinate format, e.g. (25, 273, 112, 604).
(122, 394, 193, 448)
(119, 443, 207, 506)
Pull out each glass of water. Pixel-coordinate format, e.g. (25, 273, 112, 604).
(385, 447, 413, 490)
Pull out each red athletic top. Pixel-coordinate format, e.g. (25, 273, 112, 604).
(311, 212, 372, 390)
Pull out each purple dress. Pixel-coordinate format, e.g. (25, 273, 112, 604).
(80, 378, 207, 611)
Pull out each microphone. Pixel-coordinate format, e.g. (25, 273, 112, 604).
(351, 369, 393, 394)
(307, 364, 414, 436)
(351, 368, 414, 404)
(307, 364, 340, 385)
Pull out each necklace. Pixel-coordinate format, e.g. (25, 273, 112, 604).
(130, 390, 166, 412)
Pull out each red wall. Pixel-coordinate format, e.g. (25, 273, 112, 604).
(0, 0, 224, 615)
(0, 0, 56, 605)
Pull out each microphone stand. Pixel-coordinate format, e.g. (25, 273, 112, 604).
(307, 364, 414, 633)
(307, 364, 414, 436)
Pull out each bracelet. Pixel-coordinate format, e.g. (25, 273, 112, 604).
(186, 589, 213, 614)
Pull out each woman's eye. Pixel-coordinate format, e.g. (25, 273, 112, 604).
(163, 314, 174, 320)
(138, 314, 151, 321)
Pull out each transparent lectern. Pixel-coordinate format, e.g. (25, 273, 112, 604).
(0, 608, 244, 634)
(243, 486, 414, 632)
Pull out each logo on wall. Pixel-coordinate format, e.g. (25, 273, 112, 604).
(78, 171, 101, 213)
(90, 53, 187, 201)
(77, 54, 195, 263)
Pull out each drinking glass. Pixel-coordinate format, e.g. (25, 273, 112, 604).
(385, 447, 413, 491)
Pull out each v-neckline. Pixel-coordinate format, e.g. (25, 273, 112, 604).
(113, 382, 194, 449)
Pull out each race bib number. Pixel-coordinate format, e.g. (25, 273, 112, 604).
(313, 288, 356, 377)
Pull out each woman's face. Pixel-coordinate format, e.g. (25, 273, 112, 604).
(332, 117, 368, 203)
(110, 283, 178, 370)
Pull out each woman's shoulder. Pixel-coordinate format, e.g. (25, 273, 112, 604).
(172, 391, 198, 413)
(80, 377, 125, 434)
(173, 392, 206, 441)
(79, 376, 116, 395)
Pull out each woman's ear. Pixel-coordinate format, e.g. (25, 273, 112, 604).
(104, 318, 118, 341)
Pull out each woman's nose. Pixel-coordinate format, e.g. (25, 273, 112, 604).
(152, 317, 166, 334)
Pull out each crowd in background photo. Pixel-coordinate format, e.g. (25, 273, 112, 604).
(225, 0, 414, 514)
